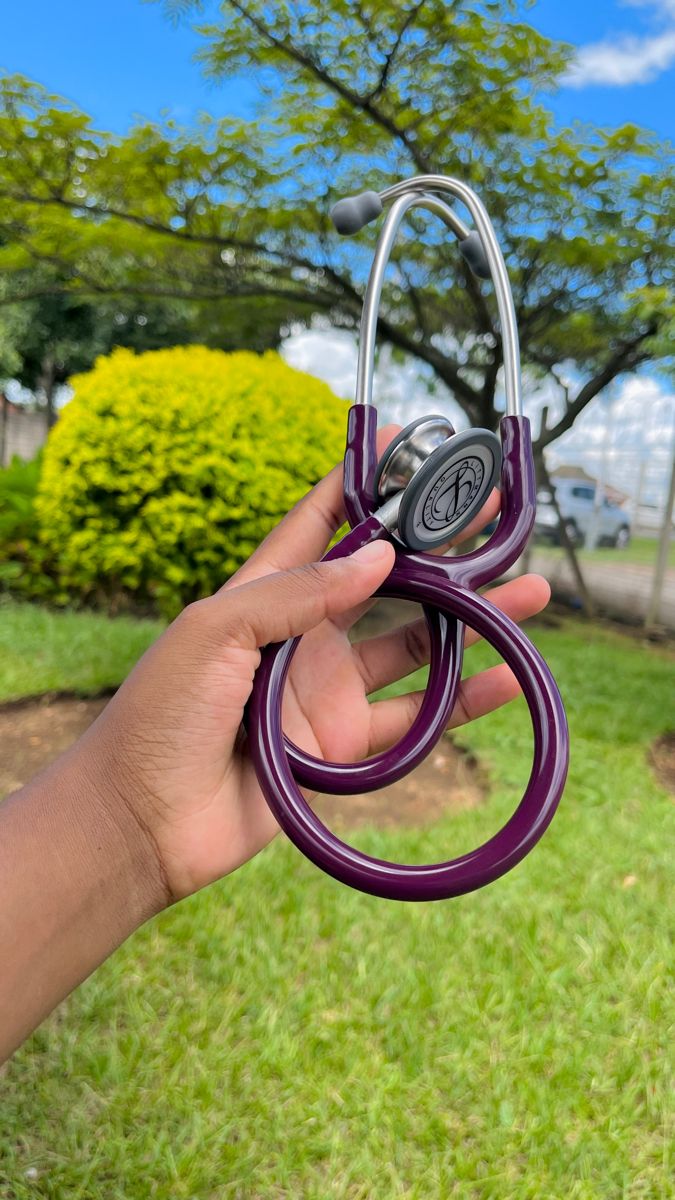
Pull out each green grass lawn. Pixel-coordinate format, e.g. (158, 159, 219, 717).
(0, 599, 164, 703)
(1, 605, 673, 1198)
(535, 534, 675, 570)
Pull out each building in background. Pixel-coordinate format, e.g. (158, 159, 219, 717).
(0, 393, 48, 466)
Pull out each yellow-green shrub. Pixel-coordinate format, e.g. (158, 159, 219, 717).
(37, 346, 347, 615)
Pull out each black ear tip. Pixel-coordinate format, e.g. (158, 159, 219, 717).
(459, 232, 491, 279)
(330, 191, 383, 235)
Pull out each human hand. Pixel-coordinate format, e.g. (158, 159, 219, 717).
(79, 426, 549, 907)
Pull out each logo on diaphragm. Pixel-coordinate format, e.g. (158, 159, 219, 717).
(421, 456, 485, 531)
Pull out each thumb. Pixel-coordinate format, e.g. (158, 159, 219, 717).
(197, 539, 395, 651)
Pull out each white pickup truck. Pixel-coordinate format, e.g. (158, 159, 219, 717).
(534, 480, 631, 549)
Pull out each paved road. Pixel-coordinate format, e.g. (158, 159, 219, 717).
(505, 551, 675, 630)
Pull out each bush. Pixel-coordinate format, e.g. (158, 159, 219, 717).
(0, 452, 47, 593)
(37, 346, 347, 616)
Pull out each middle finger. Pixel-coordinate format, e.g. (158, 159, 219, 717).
(352, 574, 551, 695)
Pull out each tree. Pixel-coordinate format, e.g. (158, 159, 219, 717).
(0, 0, 672, 451)
(0, 280, 290, 426)
(0, 289, 117, 426)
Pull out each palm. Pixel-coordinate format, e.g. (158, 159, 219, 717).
(105, 429, 550, 901)
(120, 611, 383, 898)
(283, 618, 375, 764)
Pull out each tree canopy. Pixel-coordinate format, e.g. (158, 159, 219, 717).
(0, 0, 672, 448)
(0, 281, 290, 423)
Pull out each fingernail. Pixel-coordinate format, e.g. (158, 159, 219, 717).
(350, 540, 390, 565)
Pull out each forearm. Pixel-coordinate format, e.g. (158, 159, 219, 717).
(0, 742, 167, 1063)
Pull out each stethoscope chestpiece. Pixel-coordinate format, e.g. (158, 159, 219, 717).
(374, 415, 455, 499)
(396, 427, 501, 551)
(374, 415, 502, 551)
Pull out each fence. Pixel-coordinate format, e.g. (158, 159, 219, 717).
(0, 405, 48, 466)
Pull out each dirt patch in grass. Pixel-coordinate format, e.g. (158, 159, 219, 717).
(0, 695, 109, 798)
(0, 695, 486, 825)
(314, 745, 485, 830)
(649, 731, 675, 795)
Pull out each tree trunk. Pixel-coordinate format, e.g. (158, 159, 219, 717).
(38, 352, 58, 430)
(536, 451, 595, 619)
(0, 393, 8, 467)
(645, 442, 675, 630)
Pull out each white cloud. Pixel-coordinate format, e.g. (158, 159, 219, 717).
(563, 0, 675, 88)
(283, 327, 358, 401)
(622, 0, 675, 16)
(564, 29, 675, 87)
(281, 326, 468, 429)
(548, 375, 675, 504)
(282, 326, 675, 508)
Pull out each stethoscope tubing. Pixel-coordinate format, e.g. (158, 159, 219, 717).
(283, 403, 535, 794)
(247, 411, 569, 900)
(285, 517, 462, 793)
(248, 572, 568, 901)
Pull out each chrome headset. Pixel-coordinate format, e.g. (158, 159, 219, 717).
(248, 175, 569, 901)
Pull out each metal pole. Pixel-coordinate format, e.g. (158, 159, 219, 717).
(586, 388, 613, 550)
(0, 393, 7, 468)
(632, 456, 647, 533)
(645, 438, 675, 629)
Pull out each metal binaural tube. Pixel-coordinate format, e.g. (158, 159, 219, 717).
(355, 193, 456, 409)
(354, 175, 522, 419)
(380, 176, 522, 417)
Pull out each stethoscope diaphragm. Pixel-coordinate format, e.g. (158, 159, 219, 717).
(397, 428, 502, 550)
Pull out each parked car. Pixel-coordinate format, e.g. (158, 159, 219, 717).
(534, 480, 631, 548)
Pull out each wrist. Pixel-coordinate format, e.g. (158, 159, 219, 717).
(0, 739, 171, 1060)
(60, 735, 172, 923)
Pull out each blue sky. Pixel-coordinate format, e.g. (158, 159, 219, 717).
(2, 0, 673, 498)
(1, 0, 674, 140)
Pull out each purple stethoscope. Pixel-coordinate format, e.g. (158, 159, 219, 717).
(249, 174, 569, 901)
